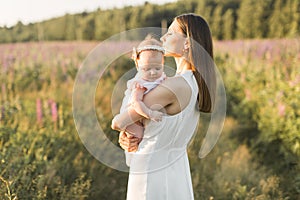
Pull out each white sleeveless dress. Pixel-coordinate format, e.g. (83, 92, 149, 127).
(126, 70, 200, 200)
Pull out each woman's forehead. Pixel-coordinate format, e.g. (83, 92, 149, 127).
(168, 20, 182, 32)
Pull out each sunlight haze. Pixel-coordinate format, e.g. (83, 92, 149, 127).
(0, 0, 177, 27)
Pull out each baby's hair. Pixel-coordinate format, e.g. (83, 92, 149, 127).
(137, 34, 162, 49)
(132, 34, 164, 63)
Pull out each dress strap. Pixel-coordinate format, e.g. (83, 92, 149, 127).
(180, 70, 199, 98)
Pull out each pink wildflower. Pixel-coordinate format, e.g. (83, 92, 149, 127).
(277, 102, 286, 117)
(36, 98, 43, 124)
(244, 89, 252, 100)
(51, 100, 58, 122)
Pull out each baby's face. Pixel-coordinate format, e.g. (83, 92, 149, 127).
(137, 51, 164, 82)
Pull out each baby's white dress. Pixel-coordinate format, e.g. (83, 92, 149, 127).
(120, 72, 166, 112)
(126, 70, 200, 200)
(120, 72, 166, 166)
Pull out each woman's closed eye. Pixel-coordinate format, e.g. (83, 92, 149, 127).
(166, 31, 173, 36)
(162, 31, 172, 38)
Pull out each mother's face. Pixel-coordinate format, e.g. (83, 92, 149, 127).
(160, 20, 187, 57)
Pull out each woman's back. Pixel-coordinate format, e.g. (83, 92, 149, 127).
(127, 70, 199, 200)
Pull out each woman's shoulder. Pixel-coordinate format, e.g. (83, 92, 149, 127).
(143, 75, 192, 111)
(160, 75, 190, 90)
(143, 76, 182, 102)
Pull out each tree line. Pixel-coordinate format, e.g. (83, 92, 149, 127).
(0, 0, 299, 43)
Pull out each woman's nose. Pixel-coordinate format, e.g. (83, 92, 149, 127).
(160, 34, 165, 42)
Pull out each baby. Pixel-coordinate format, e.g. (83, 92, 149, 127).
(112, 35, 166, 139)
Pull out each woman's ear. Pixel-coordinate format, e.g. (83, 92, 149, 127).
(184, 38, 190, 50)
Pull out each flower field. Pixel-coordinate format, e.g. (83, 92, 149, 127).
(0, 38, 299, 199)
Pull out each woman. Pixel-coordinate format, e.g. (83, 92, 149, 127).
(116, 13, 216, 200)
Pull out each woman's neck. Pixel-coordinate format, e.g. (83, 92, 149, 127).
(174, 57, 192, 74)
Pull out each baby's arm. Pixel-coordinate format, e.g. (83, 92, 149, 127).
(131, 85, 163, 122)
(111, 108, 144, 138)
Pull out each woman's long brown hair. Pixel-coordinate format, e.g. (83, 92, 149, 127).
(175, 13, 216, 113)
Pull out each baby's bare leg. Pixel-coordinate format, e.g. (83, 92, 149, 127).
(125, 121, 144, 138)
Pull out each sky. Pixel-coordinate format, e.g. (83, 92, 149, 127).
(0, 0, 177, 27)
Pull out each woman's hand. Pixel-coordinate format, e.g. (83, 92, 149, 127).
(118, 131, 141, 152)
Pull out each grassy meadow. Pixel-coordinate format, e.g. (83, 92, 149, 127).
(0, 38, 299, 199)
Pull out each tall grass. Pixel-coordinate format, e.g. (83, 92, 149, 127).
(0, 38, 299, 199)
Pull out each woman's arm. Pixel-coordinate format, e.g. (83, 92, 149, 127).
(118, 76, 192, 151)
(112, 78, 177, 130)
(131, 87, 163, 122)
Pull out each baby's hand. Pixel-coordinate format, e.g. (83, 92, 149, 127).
(134, 81, 144, 89)
(149, 110, 163, 122)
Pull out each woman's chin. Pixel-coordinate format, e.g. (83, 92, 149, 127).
(163, 49, 181, 57)
(163, 51, 173, 57)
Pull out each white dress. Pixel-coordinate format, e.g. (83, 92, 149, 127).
(126, 70, 200, 200)
(120, 72, 166, 166)
(120, 72, 167, 112)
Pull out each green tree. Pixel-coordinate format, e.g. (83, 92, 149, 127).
(127, 7, 142, 28)
(268, 0, 287, 38)
(195, 0, 213, 24)
(75, 17, 84, 40)
(286, 0, 300, 37)
(94, 11, 102, 40)
(211, 5, 223, 40)
(43, 17, 67, 40)
(95, 10, 126, 40)
(0, 27, 12, 43)
(279, 0, 297, 37)
(223, 9, 235, 39)
(65, 14, 77, 40)
(236, 0, 256, 38)
(36, 22, 45, 41)
(82, 16, 95, 40)
(252, 0, 273, 38)
(12, 21, 24, 42)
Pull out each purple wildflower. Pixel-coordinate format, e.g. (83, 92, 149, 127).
(2, 59, 8, 73)
(51, 100, 58, 122)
